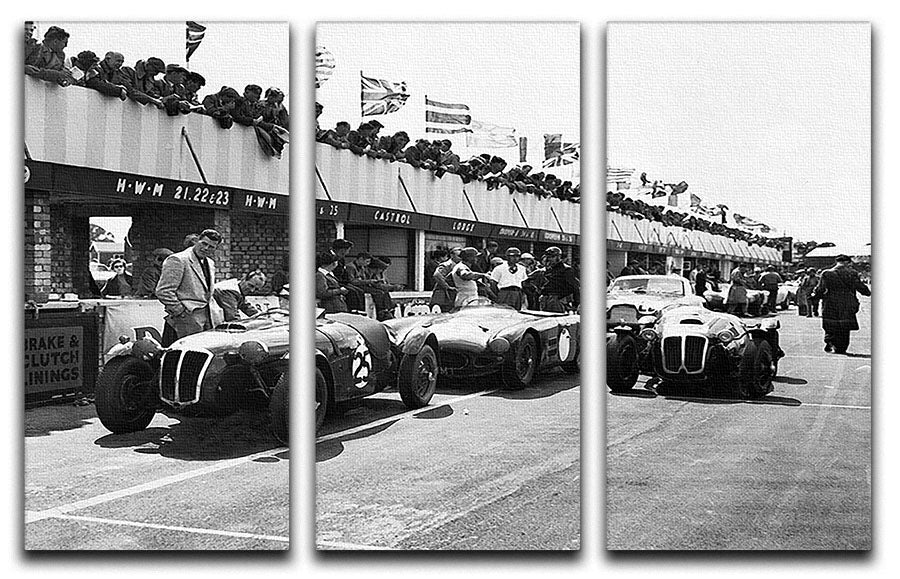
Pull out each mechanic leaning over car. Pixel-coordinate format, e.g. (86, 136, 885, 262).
(758, 265, 784, 313)
(155, 228, 222, 347)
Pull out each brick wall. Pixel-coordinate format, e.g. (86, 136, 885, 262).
(316, 219, 337, 255)
(231, 212, 289, 294)
(24, 193, 52, 303)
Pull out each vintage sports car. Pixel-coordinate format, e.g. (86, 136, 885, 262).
(607, 275, 705, 316)
(315, 310, 439, 432)
(703, 283, 768, 315)
(96, 309, 290, 442)
(383, 301, 580, 389)
(607, 303, 784, 398)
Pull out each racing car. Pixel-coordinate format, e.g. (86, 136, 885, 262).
(315, 310, 439, 432)
(607, 303, 784, 399)
(384, 300, 580, 390)
(96, 308, 290, 441)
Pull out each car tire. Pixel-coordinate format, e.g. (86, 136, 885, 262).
(740, 339, 774, 399)
(95, 356, 156, 434)
(269, 370, 289, 444)
(314, 367, 327, 433)
(607, 333, 639, 392)
(561, 348, 579, 374)
(398, 345, 438, 408)
(502, 333, 538, 390)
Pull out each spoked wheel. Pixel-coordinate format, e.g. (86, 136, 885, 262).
(95, 357, 157, 434)
(503, 333, 537, 390)
(607, 333, 639, 393)
(269, 371, 289, 445)
(740, 339, 774, 399)
(398, 345, 438, 408)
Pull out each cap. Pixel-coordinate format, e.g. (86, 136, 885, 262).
(543, 246, 563, 257)
(165, 64, 188, 75)
(520, 252, 534, 261)
(331, 239, 354, 250)
(459, 247, 482, 260)
(152, 248, 174, 258)
(505, 247, 522, 256)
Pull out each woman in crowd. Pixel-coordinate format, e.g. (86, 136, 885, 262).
(101, 258, 133, 297)
(725, 265, 749, 317)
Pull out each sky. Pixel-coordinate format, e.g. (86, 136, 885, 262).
(316, 22, 579, 177)
(35, 21, 289, 103)
(607, 22, 870, 249)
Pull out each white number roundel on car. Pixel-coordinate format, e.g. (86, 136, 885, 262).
(558, 327, 572, 361)
(350, 336, 372, 389)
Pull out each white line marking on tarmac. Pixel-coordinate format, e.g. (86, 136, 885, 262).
(799, 402, 870, 410)
(25, 446, 287, 524)
(317, 540, 394, 550)
(623, 393, 870, 410)
(45, 514, 289, 543)
(316, 389, 497, 444)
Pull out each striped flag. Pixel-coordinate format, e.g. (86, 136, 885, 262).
(543, 134, 579, 167)
(425, 97, 472, 134)
(606, 167, 635, 182)
(185, 21, 206, 63)
(315, 46, 335, 88)
(465, 119, 517, 147)
(360, 72, 408, 116)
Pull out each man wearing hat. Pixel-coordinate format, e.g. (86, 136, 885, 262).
(233, 84, 265, 126)
(316, 252, 349, 313)
(758, 265, 784, 312)
(159, 64, 190, 115)
(120, 57, 167, 108)
(811, 254, 870, 355)
(452, 248, 492, 308)
(490, 247, 530, 310)
(366, 257, 403, 320)
(135, 247, 174, 298)
(539, 247, 579, 313)
(24, 26, 74, 86)
(430, 247, 462, 312)
(177, 71, 206, 110)
(201, 86, 241, 129)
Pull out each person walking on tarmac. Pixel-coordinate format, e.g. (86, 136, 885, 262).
(812, 254, 870, 355)
(539, 247, 579, 312)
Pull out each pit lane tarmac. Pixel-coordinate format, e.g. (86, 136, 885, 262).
(25, 406, 289, 550)
(606, 299, 871, 550)
(315, 370, 581, 550)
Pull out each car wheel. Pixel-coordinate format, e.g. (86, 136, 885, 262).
(398, 345, 438, 408)
(740, 339, 774, 399)
(269, 370, 289, 444)
(315, 367, 327, 433)
(561, 348, 579, 374)
(607, 333, 639, 392)
(95, 356, 156, 434)
(502, 333, 537, 390)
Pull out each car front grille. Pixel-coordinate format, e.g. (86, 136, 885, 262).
(440, 352, 468, 371)
(159, 349, 212, 405)
(660, 335, 708, 375)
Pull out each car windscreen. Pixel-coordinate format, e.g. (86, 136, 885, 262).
(610, 278, 685, 296)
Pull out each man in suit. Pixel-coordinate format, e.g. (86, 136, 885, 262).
(813, 254, 871, 355)
(156, 229, 221, 347)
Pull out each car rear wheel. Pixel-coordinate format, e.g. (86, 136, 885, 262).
(561, 348, 579, 374)
(269, 371, 289, 444)
(315, 367, 327, 433)
(95, 356, 156, 434)
(740, 339, 774, 399)
(398, 345, 438, 408)
(607, 334, 639, 392)
(503, 333, 538, 390)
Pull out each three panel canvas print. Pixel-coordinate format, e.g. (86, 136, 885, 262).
(22, 20, 869, 552)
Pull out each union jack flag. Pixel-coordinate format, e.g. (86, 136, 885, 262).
(361, 72, 408, 116)
(606, 167, 635, 182)
(543, 134, 579, 167)
(186, 21, 206, 63)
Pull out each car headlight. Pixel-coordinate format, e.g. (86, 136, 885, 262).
(131, 338, 161, 361)
(489, 337, 511, 353)
(716, 330, 734, 344)
(238, 340, 269, 364)
(639, 328, 658, 342)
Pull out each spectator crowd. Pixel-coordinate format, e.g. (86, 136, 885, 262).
(317, 239, 580, 320)
(24, 23, 289, 158)
(607, 190, 786, 250)
(316, 111, 580, 203)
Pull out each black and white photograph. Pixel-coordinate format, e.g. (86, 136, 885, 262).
(314, 22, 581, 550)
(605, 22, 871, 550)
(23, 21, 290, 550)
